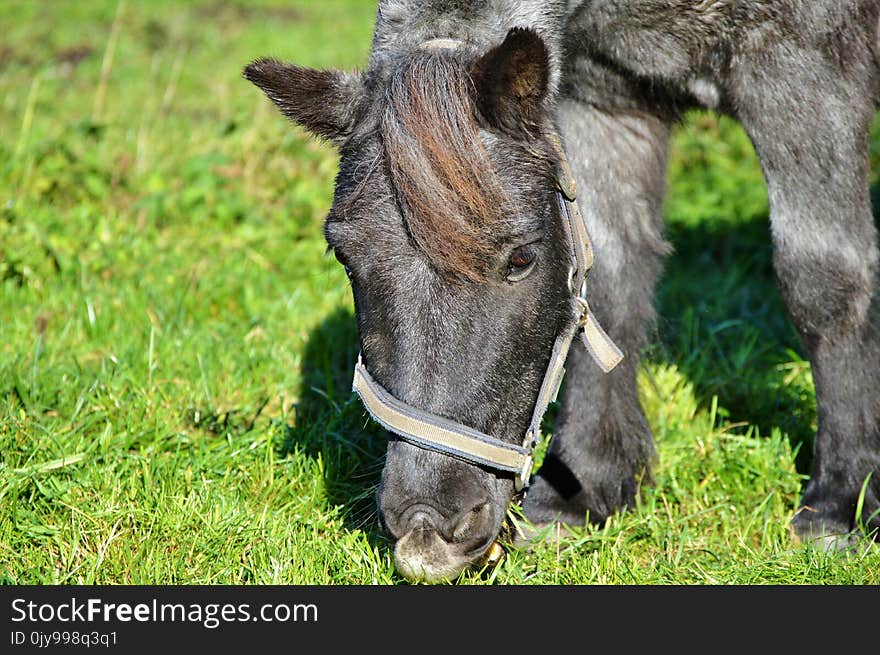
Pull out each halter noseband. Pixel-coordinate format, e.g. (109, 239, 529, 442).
(351, 38, 622, 491)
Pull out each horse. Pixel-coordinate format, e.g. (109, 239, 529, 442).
(244, 0, 880, 582)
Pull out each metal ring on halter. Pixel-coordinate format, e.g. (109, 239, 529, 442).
(567, 265, 578, 294)
(578, 276, 589, 301)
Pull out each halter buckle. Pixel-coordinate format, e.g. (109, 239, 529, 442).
(574, 295, 591, 328)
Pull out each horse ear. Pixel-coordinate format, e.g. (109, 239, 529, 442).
(243, 58, 362, 145)
(470, 28, 551, 137)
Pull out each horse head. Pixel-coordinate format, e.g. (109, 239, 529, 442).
(245, 26, 607, 582)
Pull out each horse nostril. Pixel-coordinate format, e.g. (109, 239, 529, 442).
(394, 503, 444, 536)
(451, 502, 494, 545)
(409, 510, 437, 530)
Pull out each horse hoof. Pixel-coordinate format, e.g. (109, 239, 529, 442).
(790, 508, 862, 552)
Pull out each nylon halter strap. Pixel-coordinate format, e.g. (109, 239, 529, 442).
(351, 127, 623, 491)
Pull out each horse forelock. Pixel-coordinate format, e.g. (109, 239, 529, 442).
(380, 51, 511, 282)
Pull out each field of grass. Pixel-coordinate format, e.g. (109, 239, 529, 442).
(2, 0, 879, 585)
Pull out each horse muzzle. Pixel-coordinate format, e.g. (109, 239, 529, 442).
(388, 500, 501, 583)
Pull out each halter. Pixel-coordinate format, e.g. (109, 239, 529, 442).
(351, 38, 622, 492)
(351, 132, 622, 491)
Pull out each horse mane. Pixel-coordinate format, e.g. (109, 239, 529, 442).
(380, 50, 510, 281)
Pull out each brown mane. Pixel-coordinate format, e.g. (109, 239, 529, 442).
(381, 51, 510, 281)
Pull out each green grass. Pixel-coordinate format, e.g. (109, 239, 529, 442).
(1, 0, 879, 585)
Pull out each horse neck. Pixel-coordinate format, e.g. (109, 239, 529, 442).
(369, 0, 572, 99)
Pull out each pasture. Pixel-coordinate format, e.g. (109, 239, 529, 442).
(1, 0, 879, 584)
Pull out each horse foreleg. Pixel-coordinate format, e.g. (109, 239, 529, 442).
(522, 98, 671, 528)
(736, 57, 880, 547)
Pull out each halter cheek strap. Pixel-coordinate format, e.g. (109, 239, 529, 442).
(351, 131, 622, 491)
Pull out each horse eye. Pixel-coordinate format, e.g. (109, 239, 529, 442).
(506, 244, 538, 282)
(333, 249, 353, 278)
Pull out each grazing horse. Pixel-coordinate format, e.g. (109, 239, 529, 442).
(245, 0, 880, 582)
